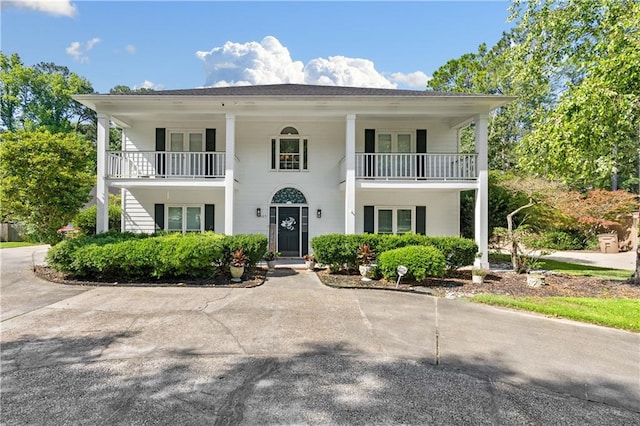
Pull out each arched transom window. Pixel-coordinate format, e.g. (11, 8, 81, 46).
(271, 187, 307, 204)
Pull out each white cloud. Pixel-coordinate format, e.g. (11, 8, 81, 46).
(196, 36, 429, 89)
(304, 56, 395, 88)
(125, 45, 137, 54)
(1, 0, 77, 17)
(134, 80, 164, 91)
(389, 71, 431, 89)
(65, 37, 100, 63)
(196, 36, 304, 87)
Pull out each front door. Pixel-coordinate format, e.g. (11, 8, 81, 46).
(277, 207, 300, 257)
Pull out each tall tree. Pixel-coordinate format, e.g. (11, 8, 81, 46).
(0, 129, 95, 243)
(428, 29, 551, 171)
(0, 52, 95, 132)
(511, 0, 640, 191)
(428, 0, 640, 191)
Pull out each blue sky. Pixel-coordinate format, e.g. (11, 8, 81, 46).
(2, 1, 514, 93)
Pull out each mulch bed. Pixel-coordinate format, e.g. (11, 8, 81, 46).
(34, 265, 267, 288)
(315, 268, 640, 299)
(34, 264, 640, 299)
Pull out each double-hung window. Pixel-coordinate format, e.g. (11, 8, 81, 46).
(167, 205, 203, 232)
(271, 127, 308, 171)
(375, 207, 414, 234)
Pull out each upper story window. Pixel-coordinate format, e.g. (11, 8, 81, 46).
(169, 131, 204, 152)
(271, 127, 308, 171)
(377, 132, 412, 153)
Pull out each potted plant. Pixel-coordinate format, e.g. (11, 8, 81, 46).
(471, 267, 488, 284)
(229, 248, 248, 282)
(357, 243, 377, 281)
(303, 253, 316, 270)
(263, 250, 280, 269)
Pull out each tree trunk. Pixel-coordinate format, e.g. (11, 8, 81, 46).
(506, 199, 535, 273)
(507, 211, 518, 271)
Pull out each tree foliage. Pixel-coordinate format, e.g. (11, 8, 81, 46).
(0, 129, 95, 243)
(513, 0, 640, 191)
(554, 189, 640, 240)
(428, 0, 640, 191)
(0, 52, 95, 132)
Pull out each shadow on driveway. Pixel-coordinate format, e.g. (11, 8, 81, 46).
(2, 334, 638, 425)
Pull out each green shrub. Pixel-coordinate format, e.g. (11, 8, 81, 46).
(424, 236, 477, 273)
(311, 233, 476, 274)
(311, 233, 355, 269)
(74, 195, 122, 236)
(47, 231, 141, 273)
(377, 245, 446, 282)
(221, 234, 268, 268)
(536, 230, 585, 250)
(46, 231, 262, 280)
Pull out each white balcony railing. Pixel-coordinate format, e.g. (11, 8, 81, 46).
(355, 153, 477, 181)
(107, 151, 226, 179)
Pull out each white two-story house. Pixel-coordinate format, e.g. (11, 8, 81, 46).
(74, 84, 512, 266)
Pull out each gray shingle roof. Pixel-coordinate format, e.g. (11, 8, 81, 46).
(113, 84, 485, 97)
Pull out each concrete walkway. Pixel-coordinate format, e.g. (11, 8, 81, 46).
(1, 246, 639, 424)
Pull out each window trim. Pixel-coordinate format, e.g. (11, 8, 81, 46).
(165, 204, 205, 233)
(270, 135, 310, 172)
(166, 129, 206, 152)
(376, 130, 414, 153)
(374, 206, 415, 234)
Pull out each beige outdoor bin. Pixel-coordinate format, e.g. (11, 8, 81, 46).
(598, 233, 619, 254)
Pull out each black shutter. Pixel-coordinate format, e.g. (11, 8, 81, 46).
(364, 205, 374, 233)
(205, 129, 216, 151)
(205, 204, 215, 232)
(154, 204, 165, 232)
(365, 129, 375, 178)
(205, 129, 216, 177)
(155, 128, 166, 150)
(155, 128, 166, 176)
(271, 139, 276, 170)
(417, 129, 427, 179)
(416, 206, 426, 235)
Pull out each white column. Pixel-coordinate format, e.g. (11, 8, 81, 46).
(224, 113, 235, 235)
(96, 113, 109, 234)
(345, 114, 356, 234)
(474, 114, 489, 267)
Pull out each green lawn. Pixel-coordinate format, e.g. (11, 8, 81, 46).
(489, 253, 633, 280)
(0, 241, 41, 249)
(472, 295, 640, 332)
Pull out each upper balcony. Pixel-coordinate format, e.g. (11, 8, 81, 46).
(339, 153, 477, 188)
(355, 153, 477, 181)
(107, 151, 226, 180)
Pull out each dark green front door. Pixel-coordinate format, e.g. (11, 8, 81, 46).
(278, 207, 300, 257)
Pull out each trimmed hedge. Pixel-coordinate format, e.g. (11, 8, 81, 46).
(377, 245, 446, 282)
(311, 234, 476, 274)
(46, 232, 267, 280)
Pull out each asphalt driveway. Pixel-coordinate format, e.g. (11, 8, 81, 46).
(1, 246, 639, 424)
